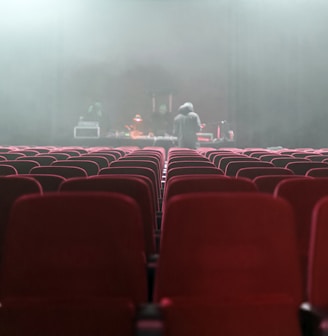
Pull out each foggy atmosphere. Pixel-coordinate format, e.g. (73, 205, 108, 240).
(1, 0, 328, 148)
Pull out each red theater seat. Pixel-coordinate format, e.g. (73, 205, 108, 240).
(253, 175, 305, 194)
(20, 174, 66, 192)
(274, 177, 328, 299)
(0, 192, 147, 335)
(306, 168, 328, 177)
(236, 167, 294, 179)
(0, 165, 18, 176)
(30, 166, 87, 178)
(166, 166, 223, 181)
(60, 176, 157, 255)
(17, 156, 57, 166)
(0, 176, 42, 260)
(0, 160, 40, 174)
(100, 166, 160, 211)
(225, 161, 273, 177)
(51, 160, 100, 176)
(163, 175, 257, 211)
(285, 162, 328, 175)
(155, 192, 302, 336)
(306, 197, 328, 335)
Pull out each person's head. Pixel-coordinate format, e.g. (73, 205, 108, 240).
(94, 102, 102, 111)
(178, 102, 194, 115)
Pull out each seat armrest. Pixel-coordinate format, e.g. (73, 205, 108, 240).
(299, 302, 328, 336)
(136, 304, 163, 336)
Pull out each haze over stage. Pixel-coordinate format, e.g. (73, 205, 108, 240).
(1, 0, 328, 148)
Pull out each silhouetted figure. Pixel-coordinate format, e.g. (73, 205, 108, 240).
(84, 102, 103, 123)
(173, 102, 201, 149)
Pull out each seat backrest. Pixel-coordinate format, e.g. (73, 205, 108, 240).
(0, 160, 40, 174)
(1, 192, 147, 302)
(17, 156, 57, 166)
(306, 168, 328, 177)
(271, 158, 310, 168)
(20, 174, 66, 192)
(259, 154, 292, 162)
(236, 167, 294, 179)
(225, 161, 273, 177)
(0, 176, 42, 257)
(60, 176, 156, 255)
(168, 156, 209, 163)
(305, 155, 328, 162)
(30, 166, 87, 178)
(38, 153, 70, 160)
(308, 196, 328, 308)
(0, 165, 18, 176)
(0, 153, 25, 160)
(99, 167, 159, 211)
(218, 156, 259, 171)
(82, 153, 117, 164)
(285, 162, 328, 175)
(110, 160, 160, 186)
(253, 175, 306, 194)
(122, 155, 163, 175)
(164, 175, 257, 209)
(168, 160, 215, 170)
(51, 160, 99, 176)
(166, 166, 223, 181)
(274, 177, 328, 298)
(68, 156, 109, 169)
(155, 192, 301, 304)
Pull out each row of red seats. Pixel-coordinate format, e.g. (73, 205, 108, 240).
(2, 146, 328, 335)
(1, 189, 328, 335)
(200, 147, 328, 176)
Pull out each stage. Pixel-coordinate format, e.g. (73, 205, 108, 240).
(56, 135, 236, 151)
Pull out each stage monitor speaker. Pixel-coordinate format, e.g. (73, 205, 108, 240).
(197, 132, 213, 142)
(74, 126, 100, 139)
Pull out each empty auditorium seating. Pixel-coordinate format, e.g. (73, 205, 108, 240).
(155, 192, 302, 336)
(17, 155, 57, 166)
(0, 192, 147, 335)
(259, 154, 292, 162)
(163, 175, 257, 210)
(306, 168, 328, 177)
(253, 175, 306, 194)
(271, 157, 310, 167)
(236, 167, 294, 179)
(20, 174, 66, 192)
(0, 153, 25, 160)
(51, 160, 100, 176)
(217, 156, 260, 171)
(68, 156, 109, 169)
(285, 162, 328, 175)
(225, 161, 274, 177)
(60, 176, 157, 255)
(0, 160, 40, 174)
(274, 177, 328, 298)
(305, 196, 328, 335)
(0, 176, 42, 261)
(166, 166, 223, 181)
(30, 166, 88, 178)
(37, 152, 70, 160)
(0, 165, 18, 176)
(99, 166, 160, 211)
(305, 155, 328, 162)
(167, 160, 215, 170)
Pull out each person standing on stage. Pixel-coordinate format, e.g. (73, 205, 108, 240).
(85, 101, 103, 123)
(173, 102, 201, 149)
